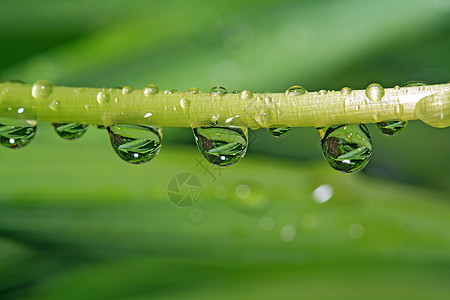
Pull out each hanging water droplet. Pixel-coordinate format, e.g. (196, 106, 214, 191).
(122, 86, 134, 95)
(143, 84, 159, 96)
(320, 124, 372, 173)
(0, 123, 36, 149)
(210, 86, 227, 96)
(107, 124, 162, 164)
(97, 91, 110, 104)
(365, 83, 385, 102)
(208, 115, 219, 125)
(193, 126, 247, 167)
(268, 127, 290, 138)
(188, 87, 200, 94)
(414, 91, 449, 128)
(241, 90, 253, 100)
(31, 80, 53, 99)
(340, 87, 352, 95)
(285, 85, 307, 96)
(402, 81, 428, 87)
(375, 121, 407, 136)
(52, 123, 88, 140)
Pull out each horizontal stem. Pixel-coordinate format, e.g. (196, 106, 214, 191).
(0, 81, 448, 128)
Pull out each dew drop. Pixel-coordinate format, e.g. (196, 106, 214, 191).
(320, 124, 372, 173)
(414, 91, 449, 128)
(268, 127, 290, 138)
(7, 79, 25, 85)
(394, 104, 404, 118)
(0, 124, 36, 149)
(208, 115, 219, 125)
(164, 89, 175, 94)
(365, 83, 385, 102)
(340, 87, 352, 95)
(241, 90, 253, 100)
(402, 81, 428, 87)
(107, 124, 162, 164)
(376, 121, 407, 136)
(318, 89, 328, 95)
(193, 126, 247, 167)
(188, 87, 200, 94)
(97, 91, 110, 104)
(210, 86, 227, 96)
(180, 98, 190, 108)
(285, 85, 307, 96)
(52, 123, 89, 140)
(49, 100, 60, 111)
(394, 85, 400, 90)
(255, 109, 271, 126)
(31, 80, 53, 99)
(143, 84, 159, 96)
(122, 86, 134, 95)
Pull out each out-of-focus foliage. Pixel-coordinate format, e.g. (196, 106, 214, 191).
(0, 0, 449, 299)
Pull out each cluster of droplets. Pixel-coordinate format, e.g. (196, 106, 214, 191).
(2, 80, 444, 172)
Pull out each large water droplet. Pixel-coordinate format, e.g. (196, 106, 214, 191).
(414, 91, 449, 128)
(143, 84, 159, 96)
(320, 124, 372, 173)
(268, 127, 290, 138)
(365, 83, 385, 102)
(52, 123, 88, 140)
(376, 121, 407, 136)
(0, 124, 36, 149)
(193, 126, 247, 167)
(97, 91, 110, 104)
(31, 80, 53, 99)
(107, 124, 162, 164)
(210, 86, 227, 96)
(285, 85, 307, 96)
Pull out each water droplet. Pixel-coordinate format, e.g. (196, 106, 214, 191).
(122, 86, 134, 95)
(210, 86, 227, 96)
(268, 127, 290, 138)
(107, 124, 162, 164)
(31, 80, 53, 99)
(180, 98, 190, 109)
(0, 107, 37, 149)
(414, 91, 449, 128)
(285, 85, 307, 96)
(255, 109, 271, 126)
(264, 96, 272, 105)
(376, 121, 407, 136)
(318, 89, 328, 95)
(188, 87, 200, 94)
(52, 123, 88, 140)
(402, 81, 428, 87)
(320, 124, 372, 173)
(340, 87, 352, 95)
(97, 91, 110, 104)
(164, 89, 175, 94)
(365, 83, 385, 102)
(7, 79, 25, 84)
(193, 126, 247, 167)
(208, 115, 219, 125)
(231, 90, 240, 94)
(143, 84, 159, 96)
(49, 100, 60, 111)
(240, 90, 253, 100)
(394, 85, 400, 90)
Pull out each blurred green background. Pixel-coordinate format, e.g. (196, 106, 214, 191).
(0, 0, 449, 299)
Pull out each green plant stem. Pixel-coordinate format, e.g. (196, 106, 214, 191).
(0, 82, 448, 128)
